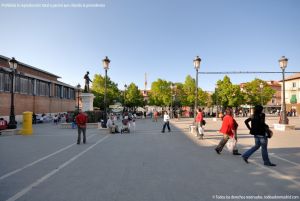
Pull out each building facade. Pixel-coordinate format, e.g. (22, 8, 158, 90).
(280, 73, 300, 115)
(0, 55, 77, 122)
(266, 80, 281, 108)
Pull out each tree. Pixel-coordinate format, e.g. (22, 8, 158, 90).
(125, 83, 144, 108)
(181, 75, 196, 107)
(180, 75, 210, 108)
(243, 78, 275, 106)
(214, 76, 245, 109)
(171, 82, 184, 108)
(148, 79, 172, 106)
(91, 74, 120, 109)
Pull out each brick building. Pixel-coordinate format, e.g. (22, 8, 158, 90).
(0, 55, 77, 122)
(266, 80, 281, 106)
(280, 73, 300, 115)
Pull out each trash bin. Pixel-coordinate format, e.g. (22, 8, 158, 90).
(20, 111, 33, 135)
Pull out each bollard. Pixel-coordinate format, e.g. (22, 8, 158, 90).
(20, 111, 33, 135)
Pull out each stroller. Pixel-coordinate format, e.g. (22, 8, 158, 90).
(121, 117, 130, 134)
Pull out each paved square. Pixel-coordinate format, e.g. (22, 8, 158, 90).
(1, 117, 299, 201)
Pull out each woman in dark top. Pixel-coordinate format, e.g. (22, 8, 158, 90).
(242, 105, 276, 166)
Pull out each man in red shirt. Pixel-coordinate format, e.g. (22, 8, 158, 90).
(195, 108, 204, 139)
(215, 108, 235, 154)
(0, 118, 8, 135)
(75, 110, 88, 144)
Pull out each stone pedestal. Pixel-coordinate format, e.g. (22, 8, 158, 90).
(213, 118, 218, 122)
(80, 93, 95, 112)
(273, 123, 295, 131)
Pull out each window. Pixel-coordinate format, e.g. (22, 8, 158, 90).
(4, 73, 11, 92)
(0, 72, 4, 91)
(28, 79, 34, 95)
(14, 75, 21, 93)
(70, 88, 75, 99)
(292, 82, 296, 88)
(63, 87, 69, 99)
(36, 80, 50, 96)
(54, 84, 62, 98)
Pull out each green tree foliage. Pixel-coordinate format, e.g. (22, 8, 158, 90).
(148, 79, 172, 106)
(91, 74, 121, 109)
(214, 76, 245, 109)
(243, 78, 275, 106)
(181, 75, 196, 107)
(180, 75, 210, 107)
(198, 89, 210, 107)
(171, 82, 184, 107)
(125, 83, 144, 108)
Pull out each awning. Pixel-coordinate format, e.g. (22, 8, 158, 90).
(290, 95, 297, 104)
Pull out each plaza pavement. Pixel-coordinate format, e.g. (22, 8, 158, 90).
(0, 116, 299, 201)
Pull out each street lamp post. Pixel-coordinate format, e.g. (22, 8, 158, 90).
(259, 82, 263, 106)
(170, 83, 174, 119)
(124, 84, 127, 109)
(279, 56, 288, 124)
(76, 84, 81, 111)
(215, 84, 219, 118)
(102, 56, 110, 127)
(8, 57, 18, 129)
(193, 56, 201, 118)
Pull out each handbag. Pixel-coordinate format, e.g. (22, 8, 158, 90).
(266, 127, 273, 139)
(226, 138, 237, 152)
(201, 119, 206, 126)
(198, 126, 204, 134)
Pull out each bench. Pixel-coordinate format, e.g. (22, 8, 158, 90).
(60, 123, 104, 129)
(189, 125, 197, 134)
(0, 129, 20, 136)
(273, 124, 295, 131)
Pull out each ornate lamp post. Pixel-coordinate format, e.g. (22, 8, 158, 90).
(170, 83, 175, 119)
(124, 84, 127, 109)
(76, 83, 81, 111)
(279, 56, 288, 124)
(8, 57, 18, 129)
(215, 84, 219, 118)
(259, 82, 263, 106)
(102, 56, 110, 127)
(193, 56, 201, 118)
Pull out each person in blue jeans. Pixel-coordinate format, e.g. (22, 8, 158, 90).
(242, 105, 276, 167)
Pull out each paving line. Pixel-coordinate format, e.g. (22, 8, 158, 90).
(0, 134, 97, 181)
(5, 135, 110, 201)
(269, 153, 300, 166)
(202, 138, 300, 187)
(183, 128, 300, 168)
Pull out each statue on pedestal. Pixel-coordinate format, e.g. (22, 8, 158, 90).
(84, 71, 92, 92)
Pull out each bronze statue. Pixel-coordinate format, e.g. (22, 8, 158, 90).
(84, 71, 92, 92)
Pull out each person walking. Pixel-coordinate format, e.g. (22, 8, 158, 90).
(215, 108, 237, 154)
(195, 108, 204, 139)
(75, 110, 88, 144)
(231, 118, 242, 155)
(153, 110, 158, 122)
(0, 118, 8, 135)
(242, 105, 276, 166)
(161, 111, 171, 133)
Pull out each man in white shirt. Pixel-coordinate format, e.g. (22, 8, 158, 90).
(161, 111, 171, 133)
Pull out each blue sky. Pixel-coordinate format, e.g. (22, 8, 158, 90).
(1, 0, 299, 91)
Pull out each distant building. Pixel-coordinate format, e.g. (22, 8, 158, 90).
(266, 80, 281, 107)
(280, 73, 300, 115)
(0, 55, 77, 122)
(142, 89, 149, 103)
